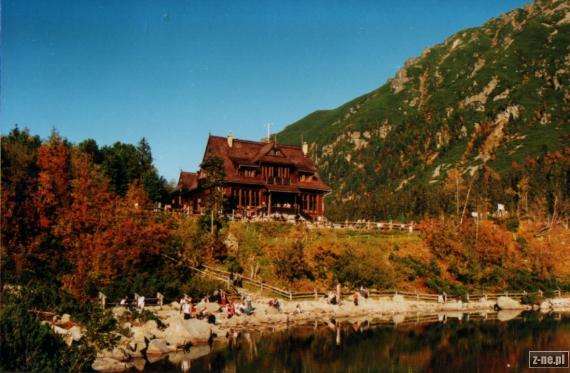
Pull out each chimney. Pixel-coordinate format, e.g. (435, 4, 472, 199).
(302, 142, 308, 156)
(227, 132, 234, 148)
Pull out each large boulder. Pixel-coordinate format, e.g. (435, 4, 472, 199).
(540, 300, 553, 311)
(131, 358, 146, 372)
(97, 346, 130, 362)
(147, 339, 177, 355)
(130, 326, 148, 343)
(163, 318, 211, 347)
(112, 307, 128, 319)
(200, 302, 221, 314)
(92, 357, 132, 372)
(496, 296, 525, 310)
(69, 326, 83, 342)
(142, 320, 164, 339)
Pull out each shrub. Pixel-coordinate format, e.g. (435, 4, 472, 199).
(506, 218, 519, 232)
(333, 247, 394, 289)
(274, 241, 310, 283)
(225, 256, 244, 274)
(0, 284, 118, 372)
(521, 293, 538, 305)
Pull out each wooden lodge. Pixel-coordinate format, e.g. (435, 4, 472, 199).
(171, 134, 331, 221)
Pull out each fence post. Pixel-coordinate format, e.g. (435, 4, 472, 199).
(98, 292, 107, 308)
(466, 292, 470, 303)
(416, 291, 419, 301)
(157, 292, 164, 308)
(314, 288, 318, 301)
(556, 290, 561, 298)
(289, 289, 293, 301)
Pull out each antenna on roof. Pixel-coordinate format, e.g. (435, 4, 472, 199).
(265, 123, 271, 143)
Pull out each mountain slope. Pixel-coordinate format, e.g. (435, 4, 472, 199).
(278, 0, 570, 220)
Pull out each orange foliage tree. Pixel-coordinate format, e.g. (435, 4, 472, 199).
(55, 154, 172, 300)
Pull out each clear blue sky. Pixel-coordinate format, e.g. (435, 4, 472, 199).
(1, 0, 529, 181)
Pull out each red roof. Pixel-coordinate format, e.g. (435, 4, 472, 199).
(173, 171, 198, 192)
(178, 135, 331, 194)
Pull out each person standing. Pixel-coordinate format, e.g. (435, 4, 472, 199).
(182, 299, 191, 320)
(137, 295, 145, 312)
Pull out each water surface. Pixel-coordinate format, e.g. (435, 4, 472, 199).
(141, 311, 570, 372)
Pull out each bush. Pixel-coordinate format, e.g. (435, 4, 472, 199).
(333, 247, 394, 289)
(0, 303, 74, 372)
(274, 241, 310, 283)
(521, 293, 538, 305)
(225, 256, 243, 274)
(506, 218, 519, 232)
(0, 284, 119, 372)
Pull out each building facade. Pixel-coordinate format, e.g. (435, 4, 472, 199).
(171, 134, 331, 221)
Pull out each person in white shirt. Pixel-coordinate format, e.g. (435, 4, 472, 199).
(137, 296, 145, 311)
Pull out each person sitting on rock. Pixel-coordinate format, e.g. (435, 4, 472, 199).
(328, 291, 337, 305)
(268, 298, 281, 312)
(243, 295, 255, 315)
(120, 296, 128, 308)
(225, 302, 235, 319)
(293, 304, 302, 315)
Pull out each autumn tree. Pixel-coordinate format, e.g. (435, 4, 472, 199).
(0, 128, 41, 279)
(200, 156, 226, 234)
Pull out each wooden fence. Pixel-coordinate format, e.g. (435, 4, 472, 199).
(97, 253, 568, 308)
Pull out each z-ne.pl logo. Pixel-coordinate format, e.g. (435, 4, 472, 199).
(529, 351, 569, 368)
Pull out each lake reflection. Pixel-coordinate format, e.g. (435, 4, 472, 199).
(143, 312, 570, 373)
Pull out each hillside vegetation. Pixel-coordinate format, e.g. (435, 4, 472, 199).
(184, 218, 570, 296)
(278, 0, 570, 221)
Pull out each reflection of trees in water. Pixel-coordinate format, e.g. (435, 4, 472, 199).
(187, 313, 570, 373)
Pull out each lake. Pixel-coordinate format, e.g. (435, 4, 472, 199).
(140, 311, 570, 372)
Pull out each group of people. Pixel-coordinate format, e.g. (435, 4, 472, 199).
(223, 295, 255, 318)
(326, 285, 369, 306)
(119, 295, 145, 311)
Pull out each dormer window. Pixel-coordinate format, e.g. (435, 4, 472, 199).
(268, 148, 285, 157)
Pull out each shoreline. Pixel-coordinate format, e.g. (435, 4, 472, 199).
(88, 294, 570, 372)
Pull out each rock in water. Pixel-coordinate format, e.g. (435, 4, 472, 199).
(147, 339, 177, 355)
(92, 357, 132, 372)
(497, 309, 522, 322)
(496, 296, 524, 310)
(163, 318, 211, 347)
(97, 346, 130, 362)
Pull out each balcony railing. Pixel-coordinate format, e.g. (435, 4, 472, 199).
(266, 177, 291, 185)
